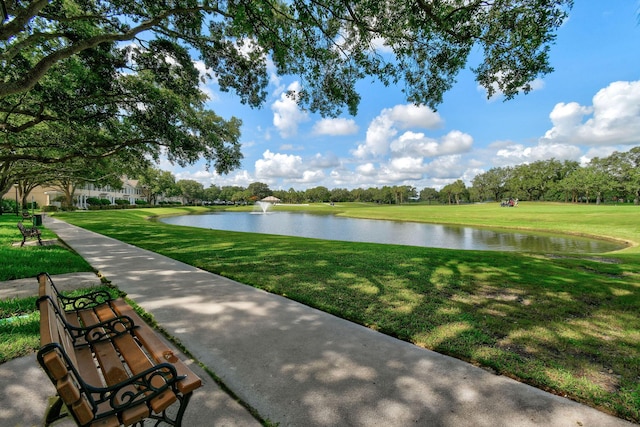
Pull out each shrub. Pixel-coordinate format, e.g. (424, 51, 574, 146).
(1, 199, 17, 214)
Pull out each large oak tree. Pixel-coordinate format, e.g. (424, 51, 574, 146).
(1, 0, 573, 193)
(2, 0, 573, 108)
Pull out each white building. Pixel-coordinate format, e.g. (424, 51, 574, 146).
(25, 178, 155, 209)
(72, 178, 144, 209)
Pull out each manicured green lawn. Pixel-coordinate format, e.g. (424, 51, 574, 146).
(0, 214, 95, 362)
(1, 203, 638, 421)
(0, 286, 118, 363)
(0, 214, 93, 280)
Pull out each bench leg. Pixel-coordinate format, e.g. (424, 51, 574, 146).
(173, 391, 193, 427)
(147, 391, 194, 427)
(21, 236, 26, 247)
(44, 395, 69, 426)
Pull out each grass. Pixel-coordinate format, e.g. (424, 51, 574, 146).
(1, 203, 638, 422)
(0, 214, 93, 281)
(0, 286, 120, 363)
(0, 296, 39, 363)
(0, 213, 94, 362)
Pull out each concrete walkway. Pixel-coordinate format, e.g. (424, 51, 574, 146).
(2, 216, 636, 427)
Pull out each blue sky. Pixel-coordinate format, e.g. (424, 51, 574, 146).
(163, 2, 640, 192)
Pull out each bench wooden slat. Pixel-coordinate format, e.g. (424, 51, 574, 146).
(111, 299, 202, 395)
(79, 309, 151, 426)
(57, 376, 81, 405)
(90, 416, 120, 427)
(39, 299, 95, 426)
(93, 304, 178, 414)
(89, 417, 120, 427)
(71, 397, 96, 426)
(79, 309, 134, 383)
(40, 303, 67, 380)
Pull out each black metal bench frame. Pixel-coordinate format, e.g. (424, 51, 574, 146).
(17, 221, 42, 246)
(36, 272, 202, 427)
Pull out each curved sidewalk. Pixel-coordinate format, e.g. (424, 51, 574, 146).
(43, 216, 634, 427)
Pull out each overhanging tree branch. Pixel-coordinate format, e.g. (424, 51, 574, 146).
(0, 0, 50, 41)
(0, 5, 220, 98)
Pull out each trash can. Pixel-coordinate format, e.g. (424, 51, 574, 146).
(34, 214, 43, 226)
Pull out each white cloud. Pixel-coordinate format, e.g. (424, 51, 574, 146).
(461, 167, 485, 185)
(374, 163, 423, 183)
(370, 37, 394, 54)
(312, 118, 359, 136)
(279, 143, 304, 151)
(267, 56, 283, 94)
(353, 104, 444, 159)
(386, 104, 444, 129)
(297, 169, 326, 183)
(389, 156, 426, 174)
(542, 102, 593, 141)
(351, 159, 426, 186)
(494, 143, 529, 163)
(542, 80, 640, 145)
(390, 130, 473, 158)
(308, 152, 341, 169)
(172, 168, 257, 189)
(424, 155, 465, 179)
(354, 113, 396, 158)
(271, 81, 310, 138)
(390, 132, 438, 157)
(214, 170, 255, 188)
(494, 142, 582, 165)
(255, 150, 304, 179)
(356, 163, 377, 176)
(440, 130, 474, 154)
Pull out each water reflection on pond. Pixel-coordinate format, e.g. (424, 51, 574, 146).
(159, 211, 624, 253)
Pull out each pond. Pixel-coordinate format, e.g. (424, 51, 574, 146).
(159, 211, 624, 253)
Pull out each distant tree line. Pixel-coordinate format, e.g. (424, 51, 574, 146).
(3, 148, 639, 209)
(471, 148, 640, 204)
(150, 179, 421, 206)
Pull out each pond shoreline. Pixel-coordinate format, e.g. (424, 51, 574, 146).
(159, 210, 627, 254)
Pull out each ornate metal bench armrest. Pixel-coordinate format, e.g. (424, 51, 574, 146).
(57, 290, 114, 311)
(37, 295, 136, 345)
(73, 315, 139, 346)
(86, 363, 186, 419)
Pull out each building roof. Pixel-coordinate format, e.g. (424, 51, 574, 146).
(261, 196, 281, 203)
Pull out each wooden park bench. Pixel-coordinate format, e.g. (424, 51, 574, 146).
(36, 272, 202, 427)
(17, 221, 42, 246)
